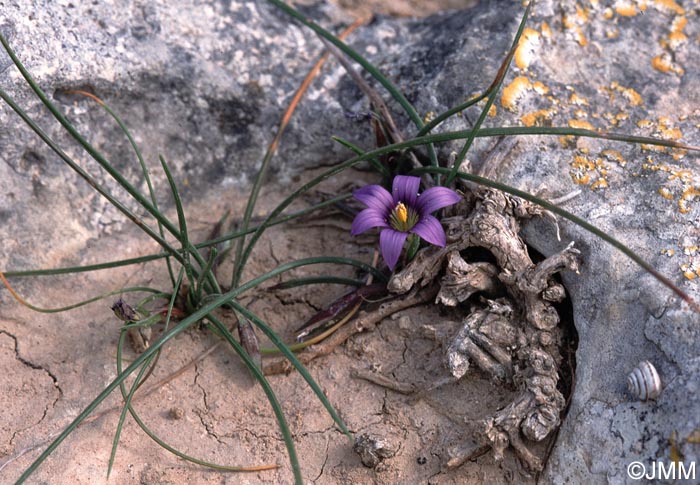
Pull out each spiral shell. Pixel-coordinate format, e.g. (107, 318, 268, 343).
(627, 361, 662, 401)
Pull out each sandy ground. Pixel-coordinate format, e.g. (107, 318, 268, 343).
(0, 1, 564, 483)
(0, 163, 552, 483)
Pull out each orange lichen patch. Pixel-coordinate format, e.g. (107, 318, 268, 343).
(637, 119, 654, 129)
(501, 76, 531, 110)
(590, 178, 609, 190)
(654, 0, 685, 15)
(568, 119, 595, 130)
(667, 16, 689, 49)
(576, 4, 590, 22)
(573, 155, 597, 171)
(573, 27, 588, 46)
(540, 21, 552, 39)
(521, 108, 557, 127)
(680, 261, 700, 280)
(605, 111, 630, 126)
(671, 148, 687, 161)
(656, 117, 683, 141)
(423, 111, 436, 123)
(574, 109, 588, 119)
(569, 92, 589, 106)
(641, 143, 668, 153)
(606, 28, 620, 39)
(651, 55, 672, 73)
(531, 81, 549, 94)
(668, 169, 692, 183)
(661, 126, 682, 140)
(610, 82, 644, 106)
(684, 245, 700, 256)
(515, 27, 541, 69)
(622, 88, 642, 106)
(601, 149, 627, 167)
(651, 53, 684, 75)
(570, 154, 610, 189)
(501, 77, 548, 111)
(660, 248, 676, 257)
(615, 1, 640, 16)
(571, 172, 591, 185)
(603, 7, 614, 19)
(682, 265, 697, 280)
(563, 13, 588, 47)
(559, 136, 576, 148)
(679, 186, 700, 213)
(643, 157, 662, 171)
(658, 187, 674, 200)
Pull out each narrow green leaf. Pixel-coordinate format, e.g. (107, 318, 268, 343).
(265, 0, 439, 168)
(447, 0, 534, 185)
(208, 315, 303, 484)
(16, 256, 389, 482)
(270, 276, 364, 290)
(413, 165, 700, 313)
(92, 94, 177, 288)
(159, 155, 196, 290)
(2, 193, 354, 279)
(229, 302, 352, 439)
(331, 136, 390, 176)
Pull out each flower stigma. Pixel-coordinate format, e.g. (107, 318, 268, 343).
(389, 201, 419, 232)
(396, 202, 408, 223)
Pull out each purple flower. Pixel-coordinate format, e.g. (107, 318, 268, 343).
(351, 175, 461, 270)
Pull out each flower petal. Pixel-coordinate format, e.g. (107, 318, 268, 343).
(353, 184, 394, 213)
(379, 229, 408, 270)
(416, 186, 462, 215)
(351, 208, 388, 236)
(392, 175, 421, 207)
(411, 215, 446, 247)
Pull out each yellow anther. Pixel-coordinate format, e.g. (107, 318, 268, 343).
(395, 202, 408, 224)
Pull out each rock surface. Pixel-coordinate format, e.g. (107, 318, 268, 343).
(1, 0, 699, 483)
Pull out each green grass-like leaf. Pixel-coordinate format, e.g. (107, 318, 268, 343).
(447, 0, 533, 184)
(265, 0, 439, 169)
(207, 314, 303, 484)
(229, 301, 351, 438)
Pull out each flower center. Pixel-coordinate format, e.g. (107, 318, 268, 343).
(389, 202, 419, 232)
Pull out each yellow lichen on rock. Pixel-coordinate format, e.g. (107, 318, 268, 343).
(601, 149, 627, 167)
(569, 92, 589, 106)
(610, 81, 643, 106)
(651, 53, 684, 75)
(679, 187, 700, 214)
(568, 119, 595, 130)
(658, 187, 674, 200)
(615, 1, 640, 17)
(501, 76, 531, 110)
(654, 0, 685, 15)
(521, 108, 557, 127)
(540, 21, 552, 39)
(514, 28, 541, 70)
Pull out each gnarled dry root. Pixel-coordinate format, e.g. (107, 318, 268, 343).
(388, 187, 581, 472)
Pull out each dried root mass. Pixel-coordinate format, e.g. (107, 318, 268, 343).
(388, 187, 581, 472)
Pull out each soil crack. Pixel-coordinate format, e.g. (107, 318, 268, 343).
(1, 330, 62, 432)
(192, 362, 224, 445)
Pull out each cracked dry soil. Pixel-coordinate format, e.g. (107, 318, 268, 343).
(0, 167, 573, 484)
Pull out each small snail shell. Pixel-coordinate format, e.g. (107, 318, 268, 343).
(627, 361, 662, 401)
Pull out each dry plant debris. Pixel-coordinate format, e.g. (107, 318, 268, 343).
(387, 185, 581, 471)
